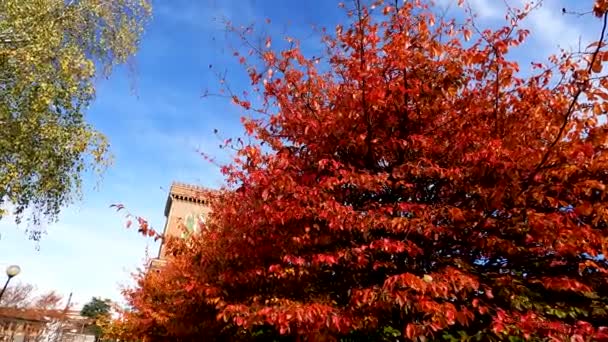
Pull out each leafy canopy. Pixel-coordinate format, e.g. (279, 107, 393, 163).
(81, 297, 112, 319)
(0, 0, 151, 229)
(118, 0, 608, 341)
(81, 297, 113, 339)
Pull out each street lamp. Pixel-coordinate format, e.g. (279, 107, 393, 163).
(0, 265, 21, 302)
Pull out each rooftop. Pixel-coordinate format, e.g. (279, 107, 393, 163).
(163, 182, 212, 216)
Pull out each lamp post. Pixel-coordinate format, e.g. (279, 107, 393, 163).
(0, 265, 21, 302)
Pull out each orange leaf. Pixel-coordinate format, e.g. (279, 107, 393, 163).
(575, 202, 594, 216)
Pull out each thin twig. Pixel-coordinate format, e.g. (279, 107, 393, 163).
(522, 12, 608, 192)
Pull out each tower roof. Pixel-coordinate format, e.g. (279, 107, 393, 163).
(163, 182, 210, 216)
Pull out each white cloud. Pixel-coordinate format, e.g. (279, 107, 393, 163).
(434, 0, 502, 19)
(435, 0, 598, 65)
(519, 1, 588, 50)
(468, 0, 503, 19)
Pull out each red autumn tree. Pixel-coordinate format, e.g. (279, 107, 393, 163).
(118, 0, 608, 340)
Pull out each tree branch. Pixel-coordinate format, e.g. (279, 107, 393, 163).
(523, 12, 608, 191)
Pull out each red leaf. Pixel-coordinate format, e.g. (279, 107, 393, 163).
(405, 324, 416, 339)
(575, 202, 593, 216)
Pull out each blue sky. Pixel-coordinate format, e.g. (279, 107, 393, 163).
(0, 0, 600, 309)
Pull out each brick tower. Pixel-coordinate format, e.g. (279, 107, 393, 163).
(148, 182, 210, 270)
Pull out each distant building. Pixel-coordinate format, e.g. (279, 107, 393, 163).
(0, 307, 95, 342)
(148, 183, 211, 271)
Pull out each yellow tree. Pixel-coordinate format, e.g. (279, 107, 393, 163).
(0, 0, 151, 232)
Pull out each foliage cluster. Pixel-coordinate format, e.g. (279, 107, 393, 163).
(114, 0, 608, 340)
